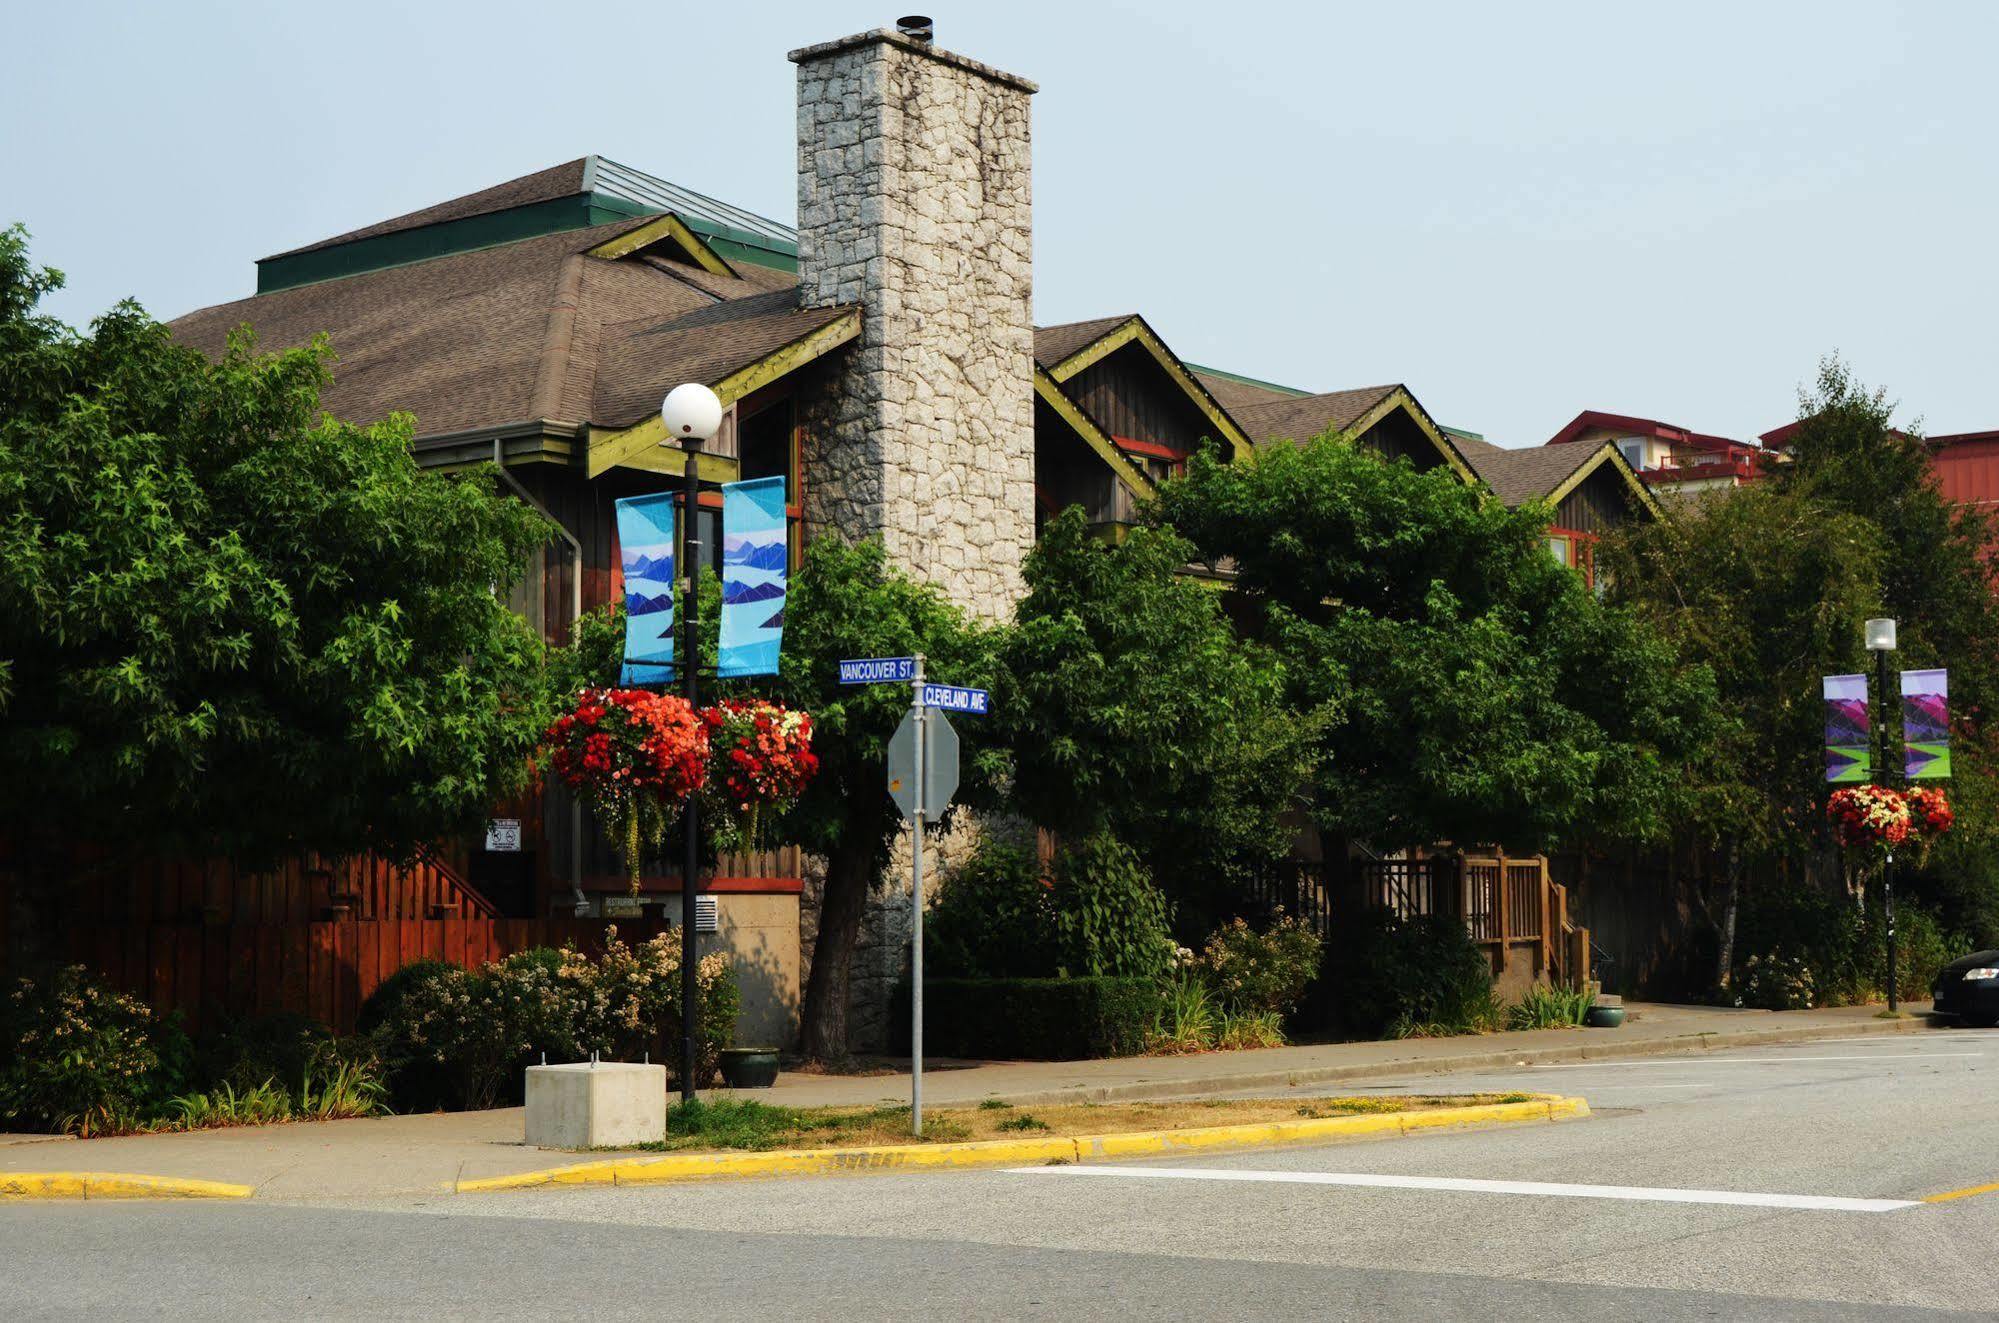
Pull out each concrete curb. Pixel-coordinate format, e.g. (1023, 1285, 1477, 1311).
(455, 1093, 1589, 1192)
(0, 1171, 254, 1201)
(953, 1014, 1943, 1108)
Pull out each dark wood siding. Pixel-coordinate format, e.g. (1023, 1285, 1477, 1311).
(1063, 343, 1214, 452)
(1554, 464, 1636, 534)
(1354, 410, 1446, 473)
(1035, 398, 1124, 529)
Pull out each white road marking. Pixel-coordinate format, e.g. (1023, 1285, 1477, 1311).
(1006, 1165, 1920, 1212)
(1526, 1052, 1978, 1069)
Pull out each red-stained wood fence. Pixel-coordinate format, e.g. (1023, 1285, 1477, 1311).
(65, 917, 673, 1037)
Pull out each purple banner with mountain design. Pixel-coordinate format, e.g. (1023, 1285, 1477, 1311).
(1823, 673, 1869, 783)
(718, 476, 787, 678)
(615, 492, 676, 685)
(1902, 668, 1951, 780)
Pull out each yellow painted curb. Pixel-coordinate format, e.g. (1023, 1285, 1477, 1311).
(0, 1171, 255, 1201)
(457, 1094, 1589, 1193)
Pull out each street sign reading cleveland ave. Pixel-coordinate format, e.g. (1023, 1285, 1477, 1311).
(917, 683, 989, 715)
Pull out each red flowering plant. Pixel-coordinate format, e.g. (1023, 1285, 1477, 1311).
(1904, 785, 1954, 861)
(1826, 784, 1913, 857)
(544, 689, 710, 894)
(700, 698, 819, 852)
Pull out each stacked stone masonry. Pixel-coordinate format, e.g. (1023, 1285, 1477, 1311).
(792, 30, 1037, 621)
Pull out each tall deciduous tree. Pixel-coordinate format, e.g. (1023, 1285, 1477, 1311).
(760, 538, 1003, 1062)
(1003, 508, 1320, 917)
(1155, 434, 1707, 853)
(1598, 481, 1885, 981)
(0, 226, 554, 871)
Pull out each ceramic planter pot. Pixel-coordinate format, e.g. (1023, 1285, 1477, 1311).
(719, 1048, 781, 1089)
(1585, 1005, 1626, 1029)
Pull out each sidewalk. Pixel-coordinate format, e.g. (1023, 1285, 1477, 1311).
(0, 1002, 1942, 1201)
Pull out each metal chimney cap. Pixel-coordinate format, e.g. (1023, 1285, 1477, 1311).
(895, 15, 934, 42)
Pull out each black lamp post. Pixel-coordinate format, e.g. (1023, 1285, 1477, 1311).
(1865, 616, 1899, 1014)
(661, 383, 722, 1101)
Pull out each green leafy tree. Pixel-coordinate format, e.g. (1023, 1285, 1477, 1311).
(1598, 481, 1885, 983)
(761, 538, 1004, 1062)
(0, 226, 553, 876)
(1155, 434, 1707, 853)
(1003, 509, 1320, 915)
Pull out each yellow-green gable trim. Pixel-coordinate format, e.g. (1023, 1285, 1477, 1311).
(585, 212, 737, 278)
(584, 308, 861, 479)
(1545, 441, 1667, 523)
(1046, 317, 1254, 462)
(1035, 369, 1156, 502)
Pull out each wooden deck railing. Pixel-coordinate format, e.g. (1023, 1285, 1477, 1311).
(1248, 852, 1590, 990)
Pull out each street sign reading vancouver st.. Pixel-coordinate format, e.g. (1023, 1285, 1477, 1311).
(839, 656, 917, 684)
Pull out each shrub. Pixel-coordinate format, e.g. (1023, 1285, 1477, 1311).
(1738, 951, 1816, 1010)
(357, 958, 457, 1035)
(1201, 914, 1323, 1017)
(1047, 834, 1176, 980)
(1215, 1010, 1286, 1051)
(0, 965, 185, 1135)
(907, 977, 1163, 1059)
(561, 928, 738, 1084)
(1319, 911, 1499, 1040)
(200, 1011, 332, 1093)
(1732, 884, 1952, 1007)
(1146, 974, 1219, 1054)
(927, 841, 1054, 979)
(1506, 982, 1594, 1031)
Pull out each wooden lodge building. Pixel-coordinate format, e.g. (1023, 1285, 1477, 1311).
(42, 21, 1662, 1047)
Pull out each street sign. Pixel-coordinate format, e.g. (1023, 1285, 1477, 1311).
(886, 709, 960, 821)
(840, 656, 917, 685)
(918, 683, 990, 715)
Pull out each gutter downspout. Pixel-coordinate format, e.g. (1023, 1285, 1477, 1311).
(495, 436, 588, 913)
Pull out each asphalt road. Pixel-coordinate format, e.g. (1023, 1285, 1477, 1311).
(7, 1032, 1999, 1320)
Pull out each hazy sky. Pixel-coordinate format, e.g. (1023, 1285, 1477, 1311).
(6, 1, 1993, 445)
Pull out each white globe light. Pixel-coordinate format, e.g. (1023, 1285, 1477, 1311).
(1865, 617, 1898, 652)
(661, 382, 723, 442)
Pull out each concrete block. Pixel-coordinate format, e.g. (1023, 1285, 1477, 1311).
(523, 1063, 666, 1149)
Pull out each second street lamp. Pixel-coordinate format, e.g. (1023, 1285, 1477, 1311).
(661, 382, 723, 1101)
(1865, 616, 1900, 1014)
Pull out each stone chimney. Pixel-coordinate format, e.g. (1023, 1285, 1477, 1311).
(789, 26, 1037, 619)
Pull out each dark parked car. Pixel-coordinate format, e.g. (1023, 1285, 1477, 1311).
(1932, 950, 1999, 1026)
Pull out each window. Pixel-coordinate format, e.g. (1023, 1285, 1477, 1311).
(1547, 535, 1572, 568)
(738, 400, 795, 502)
(1618, 439, 1646, 470)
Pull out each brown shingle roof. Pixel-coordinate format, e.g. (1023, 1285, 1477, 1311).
(1231, 386, 1401, 445)
(264, 159, 593, 261)
(1191, 370, 1306, 414)
(1033, 315, 1134, 369)
(593, 289, 854, 429)
(1458, 437, 1603, 506)
(172, 218, 851, 440)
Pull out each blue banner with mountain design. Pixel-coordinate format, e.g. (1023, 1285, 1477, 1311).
(1902, 668, 1951, 779)
(615, 492, 676, 685)
(718, 476, 787, 678)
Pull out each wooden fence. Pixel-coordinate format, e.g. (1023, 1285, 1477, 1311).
(65, 917, 673, 1037)
(1246, 852, 1590, 990)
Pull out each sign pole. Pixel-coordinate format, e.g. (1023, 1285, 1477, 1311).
(911, 653, 926, 1136)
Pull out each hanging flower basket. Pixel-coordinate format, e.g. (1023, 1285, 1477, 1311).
(1826, 784, 1913, 857)
(701, 698, 819, 852)
(545, 688, 711, 894)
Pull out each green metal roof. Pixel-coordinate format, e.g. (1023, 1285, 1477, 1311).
(255, 156, 799, 293)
